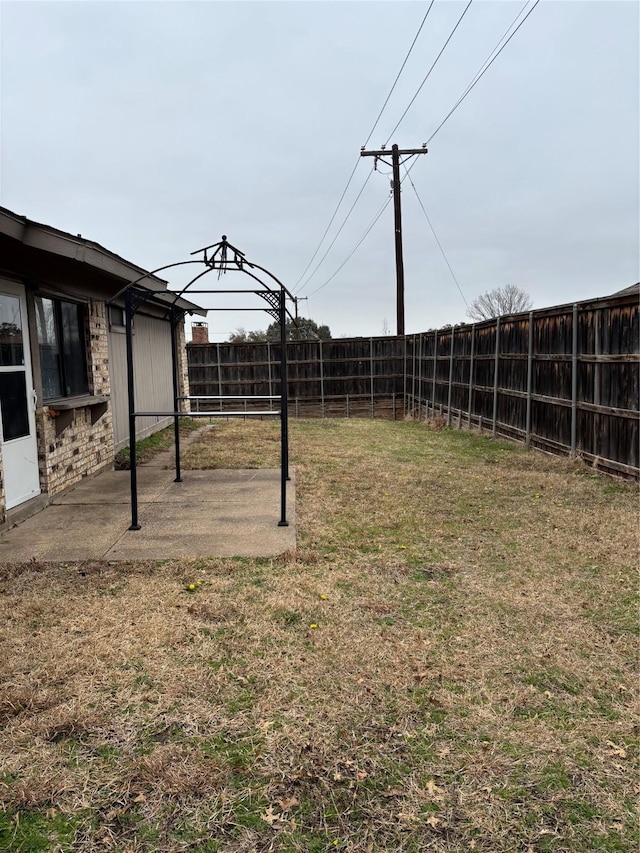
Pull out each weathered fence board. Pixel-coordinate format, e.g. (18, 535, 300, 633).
(188, 336, 407, 406)
(187, 289, 639, 477)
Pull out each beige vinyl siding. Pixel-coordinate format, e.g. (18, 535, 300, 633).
(108, 313, 174, 449)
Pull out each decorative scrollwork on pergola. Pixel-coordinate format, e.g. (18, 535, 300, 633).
(108, 237, 293, 532)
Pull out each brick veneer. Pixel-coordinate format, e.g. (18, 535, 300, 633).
(89, 300, 111, 398)
(177, 320, 191, 413)
(36, 299, 114, 497)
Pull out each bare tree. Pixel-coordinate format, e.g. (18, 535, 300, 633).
(467, 284, 533, 321)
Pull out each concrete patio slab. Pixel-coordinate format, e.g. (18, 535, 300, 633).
(106, 510, 293, 560)
(152, 470, 284, 503)
(0, 465, 296, 563)
(0, 504, 132, 561)
(52, 467, 172, 504)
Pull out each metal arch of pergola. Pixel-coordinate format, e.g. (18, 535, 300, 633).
(107, 237, 296, 532)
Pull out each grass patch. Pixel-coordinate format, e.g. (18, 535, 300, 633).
(0, 809, 78, 852)
(114, 416, 202, 468)
(0, 419, 637, 851)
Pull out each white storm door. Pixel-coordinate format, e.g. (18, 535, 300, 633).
(0, 281, 40, 509)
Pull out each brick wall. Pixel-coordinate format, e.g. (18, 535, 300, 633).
(36, 406, 113, 496)
(36, 298, 114, 497)
(89, 299, 111, 398)
(177, 320, 191, 413)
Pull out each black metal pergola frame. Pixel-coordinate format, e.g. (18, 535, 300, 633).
(107, 237, 295, 532)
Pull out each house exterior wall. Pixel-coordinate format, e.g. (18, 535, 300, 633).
(109, 312, 175, 449)
(36, 298, 114, 498)
(0, 210, 202, 523)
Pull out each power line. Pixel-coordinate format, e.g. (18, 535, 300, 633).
(296, 170, 374, 294)
(403, 165, 468, 310)
(293, 3, 436, 291)
(363, 0, 435, 148)
(306, 195, 393, 299)
(291, 159, 362, 290)
(383, 0, 474, 145)
(303, 0, 541, 307)
(425, 0, 540, 146)
(398, 1, 537, 186)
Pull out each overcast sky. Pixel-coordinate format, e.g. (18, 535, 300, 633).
(1, 0, 638, 340)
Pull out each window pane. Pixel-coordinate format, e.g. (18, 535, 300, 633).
(60, 301, 88, 396)
(0, 371, 29, 440)
(109, 305, 125, 327)
(0, 294, 24, 367)
(35, 297, 62, 399)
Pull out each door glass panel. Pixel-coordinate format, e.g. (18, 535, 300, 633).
(0, 371, 29, 440)
(0, 294, 24, 366)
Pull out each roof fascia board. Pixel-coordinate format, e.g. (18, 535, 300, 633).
(0, 206, 169, 288)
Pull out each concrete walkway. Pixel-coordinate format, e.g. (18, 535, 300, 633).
(0, 444, 296, 562)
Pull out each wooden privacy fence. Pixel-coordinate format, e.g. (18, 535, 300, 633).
(406, 291, 638, 477)
(187, 336, 406, 419)
(187, 288, 639, 477)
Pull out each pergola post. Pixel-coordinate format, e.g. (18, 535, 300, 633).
(170, 307, 182, 483)
(279, 289, 289, 527)
(125, 288, 141, 530)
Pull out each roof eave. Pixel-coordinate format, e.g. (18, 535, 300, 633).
(0, 206, 212, 315)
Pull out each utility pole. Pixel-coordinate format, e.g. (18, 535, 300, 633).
(360, 143, 428, 336)
(292, 296, 308, 340)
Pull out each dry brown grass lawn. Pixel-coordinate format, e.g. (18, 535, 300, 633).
(0, 418, 638, 852)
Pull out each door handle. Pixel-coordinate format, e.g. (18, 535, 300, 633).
(32, 389, 38, 410)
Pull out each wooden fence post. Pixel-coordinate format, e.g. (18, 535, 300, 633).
(418, 333, 423, 418)
(468, 324, 475, 430)
(571, 303, 578, 456)
(493, 318, 500, 437)
(319, 339, 325, 418)
(526, 312, 533, 447)
(410, 335, 416, 415)
(432, 330, 438, 420)
(403, 336, 408, 416)
(216, 342, 222, 412)
(370, 337, 375, 418)
(594, 315, 601, 460)
(447, 327, 455, 427)
(267, 342, 273, 411)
